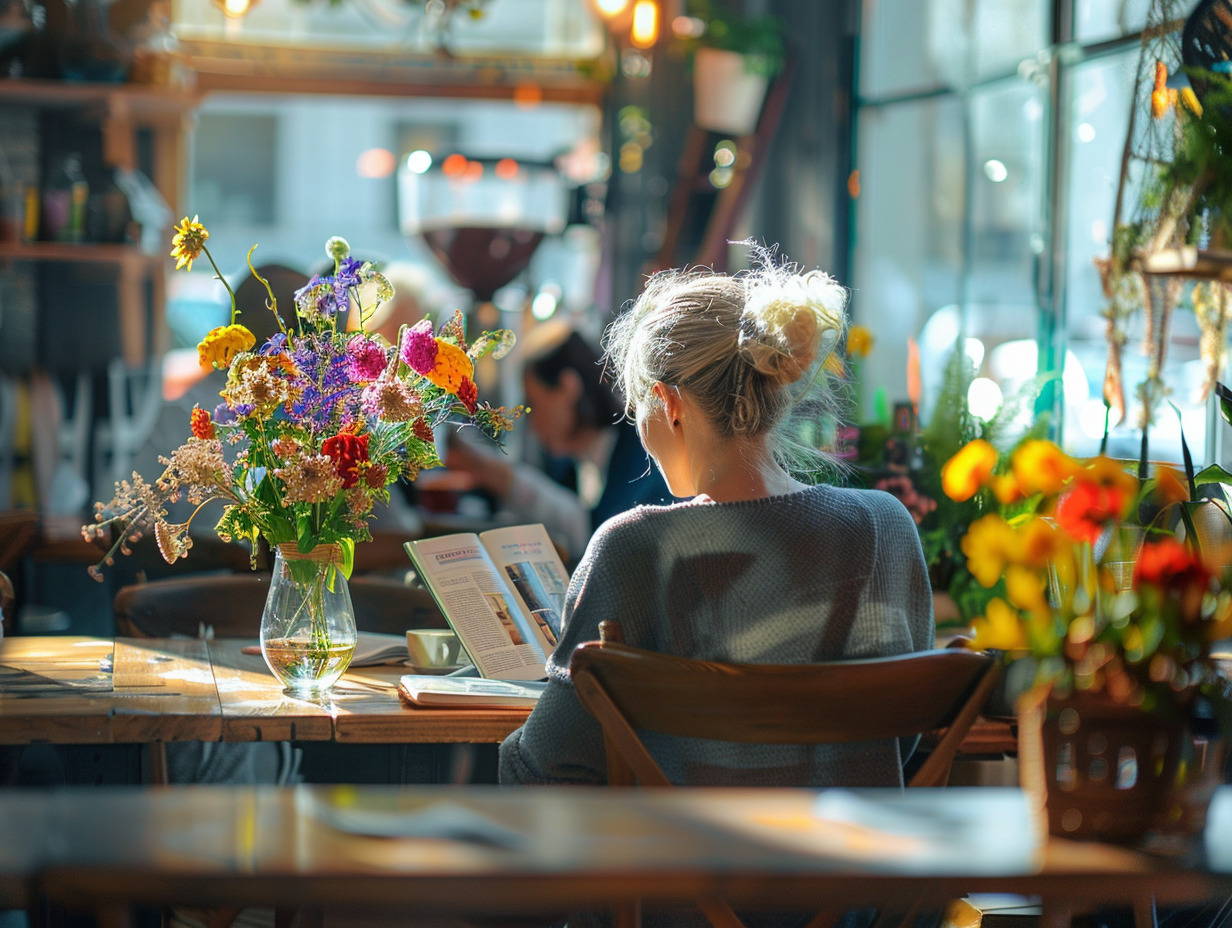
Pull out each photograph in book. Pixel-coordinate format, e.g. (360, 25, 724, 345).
(404, 523, 570, 683)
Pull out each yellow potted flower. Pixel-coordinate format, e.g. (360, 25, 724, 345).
(943, 437, 1232, 845)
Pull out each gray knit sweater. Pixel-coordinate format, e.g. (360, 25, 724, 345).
(498, 484, 934, 787)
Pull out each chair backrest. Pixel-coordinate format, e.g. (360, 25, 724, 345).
(570, 631, 1000, 790)
(114, 573, 447, 639)
(0, 568, 14, 636)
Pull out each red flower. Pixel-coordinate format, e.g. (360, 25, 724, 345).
(1134, 537, 1212, 591)
(190, 406, 215, 440)
(321, 433, 370, 489)
(1054, 480, 1129, 544)
(412, 418, 435, 443)
(458, 376, 478, 414)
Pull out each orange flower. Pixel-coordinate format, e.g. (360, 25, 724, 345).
(1011, 439, 1075, 497)
(846, 325, 874, 359)
(941, 438, 997, 502)
(422, 339, 475, 395)
(1153, 465, 1189, 507)
(190, 406, 215, 440)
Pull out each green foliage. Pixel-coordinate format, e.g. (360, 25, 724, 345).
(858, 345, 1054, 629)
(678, 0, 787, 78)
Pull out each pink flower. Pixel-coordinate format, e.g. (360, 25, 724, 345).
(346, 335, 388, 382)
(401, 320, 438, 374)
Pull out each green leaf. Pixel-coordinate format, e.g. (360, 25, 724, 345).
(1177, 501, 1203, 556)
(338, 537, 355, 581)
(1216, 381, 1232, 427)
(1195, 464, 1232, 486)
(1169, 401, 1197, 499)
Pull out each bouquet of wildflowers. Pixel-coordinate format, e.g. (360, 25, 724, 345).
(84, 217, 524, 580)
(943, 436, 1232, 715)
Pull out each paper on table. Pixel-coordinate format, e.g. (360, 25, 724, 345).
(681, 788, 1038, 874)
(303, 790, 526, 849)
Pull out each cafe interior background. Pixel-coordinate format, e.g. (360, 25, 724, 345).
(0, 0, 1218, 636)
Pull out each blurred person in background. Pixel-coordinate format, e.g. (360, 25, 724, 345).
(446, 320, 675, 564)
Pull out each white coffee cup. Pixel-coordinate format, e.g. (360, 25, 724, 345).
(406, 628, 463, 668)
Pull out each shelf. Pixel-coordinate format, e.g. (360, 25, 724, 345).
(0, 78, 201, 120)
(0, 241, 167, 265)
(1140, 246, 1232, 282)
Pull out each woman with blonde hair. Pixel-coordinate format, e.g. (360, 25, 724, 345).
(499, 252, 933, 787)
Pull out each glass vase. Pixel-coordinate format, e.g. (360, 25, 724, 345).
(260, 544, 357, 698)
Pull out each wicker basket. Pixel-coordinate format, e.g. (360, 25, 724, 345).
(1017, 686, 1211, 845)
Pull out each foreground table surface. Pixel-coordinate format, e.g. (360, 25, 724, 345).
(3, 785, 1230, 918)
(0, 636, 529, 746)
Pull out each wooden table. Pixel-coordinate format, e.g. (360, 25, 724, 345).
(2, 785, 1227, 926)
(0, 636, 530, 748)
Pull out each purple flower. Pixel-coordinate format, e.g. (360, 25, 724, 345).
(401, 319, 438, 374)
(294, 276, 340, 320)
(346, 334, 388, 382)
(260, 333, 288, 356)
(336, 257, 363, 289)
(213, 402, 237, 424)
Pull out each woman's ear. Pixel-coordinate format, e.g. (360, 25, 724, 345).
(652, 382, 683, 427)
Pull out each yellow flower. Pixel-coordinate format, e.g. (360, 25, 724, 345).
(422, 339, 474, 395)
(961, 513, 1015, 587)
(941, 438, 997, 502)
(1181, 87, 1203, 118)
(1011, 440, 1075, 497)
(171, 215, 209, 272)
(846, 325, 874, 359)
(198, 324, 255, 369)
(1005, 564, 1048, 613)
(1014, 517, 1063, 568)
(991, 474, 1023, 505)
(969, 597, 1027, 651)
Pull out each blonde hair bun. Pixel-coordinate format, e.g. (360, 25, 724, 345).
(740, 267, 847, 387)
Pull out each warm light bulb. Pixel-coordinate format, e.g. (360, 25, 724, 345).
(219, 0, 253, 19)
(630, 0, 658, 48)
(595, 0, 629, 16)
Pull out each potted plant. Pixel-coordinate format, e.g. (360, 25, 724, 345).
(676, 0, 787, 136)
(942, 436, 1232, 845)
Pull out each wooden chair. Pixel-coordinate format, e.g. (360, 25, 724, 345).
(114, 572, 447, 639)
(570, 622, 1001, 928)
(0, 567, 14, 636)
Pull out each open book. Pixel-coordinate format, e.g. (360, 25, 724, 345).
(401, 524, 569, 707)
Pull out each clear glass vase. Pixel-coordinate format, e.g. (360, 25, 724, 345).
(260, 544, 356, 698)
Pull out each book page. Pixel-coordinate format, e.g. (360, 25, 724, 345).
(479, 524, 570, 655)
(406, 534, 548, 681)
(398, 674, 546, 708)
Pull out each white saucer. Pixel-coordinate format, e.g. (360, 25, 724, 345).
(404, 662, 465, 675)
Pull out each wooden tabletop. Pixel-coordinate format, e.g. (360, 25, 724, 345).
(0, 636, 220, 744)
(0, 636, 530, 747)
(4, 785, 1226, 919)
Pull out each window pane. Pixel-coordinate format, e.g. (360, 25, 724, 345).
(1060, 48, 1206, 463)
(861, 0, 1046, 98)
(1071, 0, 1158, 44)
(972, 0, 1048, 80)
(851, 97, 965, 421)
(969, 78, 1046, 308)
